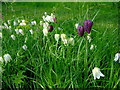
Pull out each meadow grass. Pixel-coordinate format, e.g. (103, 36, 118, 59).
(1, 2, 120, 88)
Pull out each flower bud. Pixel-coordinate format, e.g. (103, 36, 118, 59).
(84, 20, 93, 34)
(48, 25, 53, 32)
(77, 26, 84, 37)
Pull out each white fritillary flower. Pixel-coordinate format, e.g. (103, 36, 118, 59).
(55, 34, 60, 42)
(13, 21, 17, 26)
(22, 45, 27, 50)
(29, 29, 33, 34)
(24, 37, 28, 43)
(43, 22, 49, 29)
(0, 57, 3, 63)
(0, 67, 3, 74)
(43, 28, 48, 36)
(68, 38, 74, 45)
(62, 39, 68, 45)
(114, 53, 120, 63)
(90, 44, 96, 50)
(87, 34, 92, 43)
(11, 35, 16, 40)
(19, 22, 26, 26)
(92, 67, 105, 80)
(31, 21, 36, 25)
(44, 12, 47, 15)
(0, 32, 2, 38)
(61, 34, 67, 41)
(7, 20, 10, 25)
(15, 29, 19, 34)
(19, 29, 24, 35)
(42, 16, 46, 21)
(75, 23, 79, 29)
(3, 54, 12, 63)
(40, 21, 43, 25)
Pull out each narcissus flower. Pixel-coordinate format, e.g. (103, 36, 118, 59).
(3, 54, 12, 63)
(114, 53, 120, 63)
(48, 25, 53, 32)
(22, 45, 27, 50)
(10, 34, 16, 40)
(77, 26, 84, 37)
(92, 67, 105, 80)
(84, 20, 93, 34)
(55, 34, 60, 42)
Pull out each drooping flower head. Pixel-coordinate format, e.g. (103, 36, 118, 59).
(84, 20, 93, 34)
(48, 25, 53, 32)
(92, 67, 105, 80)
(77, 26, 84, 37)
(114, 53, 120, 63)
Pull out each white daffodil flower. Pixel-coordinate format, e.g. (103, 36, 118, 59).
(15, 29, 19, 34)
(10, 34, 16, 40)
(29, 29, 33, 34)
(43, 28, 48, 36)
(68, 38, 74, 45)
(3, 54, 12, 63)
(114, 53, 120, 63)
(92, 67, 105, 80)
(22, 45, 27, 50)
(55, 34, 60, 42)
(19, 29, 24, 35)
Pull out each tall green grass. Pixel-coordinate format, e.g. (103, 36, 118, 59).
(1, 2, 119, 88)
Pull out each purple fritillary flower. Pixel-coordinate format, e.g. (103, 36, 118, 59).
(84, 20, 93, 34)
(48, 25, 53, 32)
(77, 26, 84, 37)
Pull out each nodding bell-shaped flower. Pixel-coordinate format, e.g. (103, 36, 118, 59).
(53, 17, 57, 23)
(92, 67, 105, 80)
(84, 20, 93, 34)
(114, 53, 120, 63)
(48, 25, 53, 32)
(3, 54, 12, 63)
(77, 26, 84, 37)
